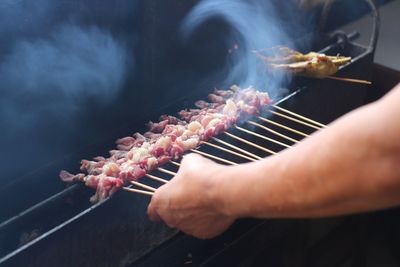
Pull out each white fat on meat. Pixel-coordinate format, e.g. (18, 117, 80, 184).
(207, 118, 223, 129)
(102, 162, 121, 177)
(146, 157, 158, 170)
(200, 115, 214, 128)
(176, 136, 199, 150)
(236, 100, 246, 109)
(181, 129, 194, 139)
(132, 147, 150, 163)
(187, 121, 203, 133)
(141, 142, 151, 150)
(155, 136, 172, 150)
(222, 99, 238, 117)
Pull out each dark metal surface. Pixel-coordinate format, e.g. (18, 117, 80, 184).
(0, 72, 374, 266)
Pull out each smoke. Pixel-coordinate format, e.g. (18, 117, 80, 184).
(181, 0, 306, 94)
(0, 2, 129, 182)
(0, 24, 127, 124)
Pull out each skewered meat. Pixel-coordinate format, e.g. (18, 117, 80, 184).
(60, 86, 271, 202)
(255, 46, 351, 78)
(147, 120, 169, 133)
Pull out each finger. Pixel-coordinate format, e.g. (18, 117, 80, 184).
(147, 198, 161, 222)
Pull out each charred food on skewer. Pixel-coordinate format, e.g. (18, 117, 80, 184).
(255, 46, 351, 79)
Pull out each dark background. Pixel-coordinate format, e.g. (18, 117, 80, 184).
(0, 0, 393, 221)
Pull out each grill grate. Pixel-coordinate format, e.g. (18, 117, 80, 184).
(123, 103, 325, 197)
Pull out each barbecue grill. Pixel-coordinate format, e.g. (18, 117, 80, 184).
(0, 0, 383, 266)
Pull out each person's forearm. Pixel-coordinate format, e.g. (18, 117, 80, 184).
(213, 86, 400, 219)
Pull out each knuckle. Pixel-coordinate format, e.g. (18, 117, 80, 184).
(181, 153, 202, 166)
(151, 193, 161, 205)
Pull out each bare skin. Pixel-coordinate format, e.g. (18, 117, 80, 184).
(147, 83, 400, 239)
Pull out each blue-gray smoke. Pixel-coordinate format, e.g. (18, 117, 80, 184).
(0, 1, 129, 183)
(0, 24, 126, 125)
(181, 0, 304, 93)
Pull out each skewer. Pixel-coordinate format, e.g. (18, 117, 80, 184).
(170, 160, 181, 167)
(129, 180, 157, 192)
(157, 167, 177, 176)
(327, 76, 372, 85)
(202, 141, 257, 162)
(146, 174, 168, 184)
(271, 105, 326, 128)
(268, 110, 322, 130)
(247, 121, 299, 144)
(123, 187, 154, 196)
(235, 126, 291, 148)
(330, 57, 352, 65)
(190, 149, 239, 165)
(257, 117, 309, 137)
(224, 132, 277, 155)
(212, 137, 262, 160)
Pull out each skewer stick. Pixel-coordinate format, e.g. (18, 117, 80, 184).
(202, 141, 257, 162)
(271, 105, 326, 128)
(157, 167, 177, 176)
(123, 187, 154, 196)
(330, 57, 352, 65)
(170, 160, 181, 167)
(190, 149, 239, 165)
(235, 126, 291, 148)
(247, 121, 299, 144)
(224, 132, 277, 155)
(327, 76, 372, 85)
(257, 117, 309, 137)
(129, 180, 157, 192)
(146, 174, 168, 184)
(212, 137, 262, 160)
(268, 110, 322, 130)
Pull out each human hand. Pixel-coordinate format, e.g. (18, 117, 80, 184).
(147, 153, 235, 239)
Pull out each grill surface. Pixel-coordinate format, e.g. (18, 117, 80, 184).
(0, 78, 375, 267)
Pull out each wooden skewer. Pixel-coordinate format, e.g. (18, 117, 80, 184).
(272, 105, 326, 128)
(268, 110, 322, 130)
(170, 160, 181, 167)
(331, 57, 352, 65)
(212, 137, 262, 160)
(146, 174, 168, 184)
(224, 132, 277, 155)
(123, 187, 154, 196)
(129, 180, 157, 192)
(257, 117, 309, 138)
(235, 126, 291, 148)
(202, 141, 257, 162)
(247, 121, 299, 144)
(327, 76, 372, 85)
(190, 149, 239, 165)
(157, 167, 177, 176)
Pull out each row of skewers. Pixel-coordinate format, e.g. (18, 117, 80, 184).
(61, 86, 273, 202)
(60, 85, 326, 202)
(124, 100, 326, 196)
(60, 46, 363, 202)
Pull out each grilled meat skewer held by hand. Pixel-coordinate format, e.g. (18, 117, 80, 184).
(148, 84, 400, 239)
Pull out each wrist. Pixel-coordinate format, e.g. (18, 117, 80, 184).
(211, 159, 278, 219)
(211, 164, 254, 219)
